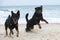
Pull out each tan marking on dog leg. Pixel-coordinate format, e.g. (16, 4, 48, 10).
(16, 30, 19, 37)
(5, 30, 8, 36)
(9, 31, 11, 37)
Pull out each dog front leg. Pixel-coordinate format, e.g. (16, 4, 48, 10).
(16, 30, 19, 37)
(42, 19, 48, 24)
(15, 26, 19, 37)
(38, 24, 41, 29)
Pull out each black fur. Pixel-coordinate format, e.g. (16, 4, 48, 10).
(5, 10, 20, 37)
(25, 6, 48, 32)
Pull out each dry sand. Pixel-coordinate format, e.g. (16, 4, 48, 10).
(0, 23, 60, 40)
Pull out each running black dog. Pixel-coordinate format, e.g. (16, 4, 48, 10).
(25, 6, 48, 32)
(5, 10, 20, 37)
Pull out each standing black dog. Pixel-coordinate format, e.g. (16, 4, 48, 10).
(5, 10, 20, 37)
(25, 6, 48, 32)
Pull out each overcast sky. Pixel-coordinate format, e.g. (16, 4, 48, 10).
(0, 0, 60, 6)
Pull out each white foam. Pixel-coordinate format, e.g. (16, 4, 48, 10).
(0, 10, 60, 25)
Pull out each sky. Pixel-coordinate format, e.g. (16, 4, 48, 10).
(0, 0, 60, 6)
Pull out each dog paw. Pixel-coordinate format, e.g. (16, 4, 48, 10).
(16, 35, 19, 37)
(46, 22, 48, 24)
(39, 27, 41, 29)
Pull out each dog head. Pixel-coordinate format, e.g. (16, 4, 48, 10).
(35, 5, 42, 14)
(11, 10, 20, 24)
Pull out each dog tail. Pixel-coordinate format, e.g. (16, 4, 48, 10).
(25, 13, 29, 22)
(8, 15, 10, 18)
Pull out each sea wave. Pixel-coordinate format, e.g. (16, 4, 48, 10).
(0, 18, 60, 25)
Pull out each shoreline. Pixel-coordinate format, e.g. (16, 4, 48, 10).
(1, 23, 60, 25)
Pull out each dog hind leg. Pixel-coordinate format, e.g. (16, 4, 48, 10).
(25, 28, 31, 32)
(30, 25, 34, 29)
(11, 30, 14, 35)
(5, 25, 8, 36)
(9, 29, 12, 37)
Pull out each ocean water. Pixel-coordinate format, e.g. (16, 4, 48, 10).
(0, 5, 60, 24)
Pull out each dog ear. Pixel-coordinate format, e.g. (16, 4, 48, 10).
(35, 7, 37, 10)
(40, 5, 43, 11)
(11, 11, 14, 16)
(40, 5, 42, 8)
(17, 10, 20, 16)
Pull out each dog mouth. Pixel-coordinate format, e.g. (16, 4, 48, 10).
(12, 18, 18, 24)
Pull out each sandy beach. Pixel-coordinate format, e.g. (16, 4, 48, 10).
(0, 23, 60, 40)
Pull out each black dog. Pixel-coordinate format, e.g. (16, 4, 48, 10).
(25, 6, 48, 32)
(5, 10, 20, 37)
